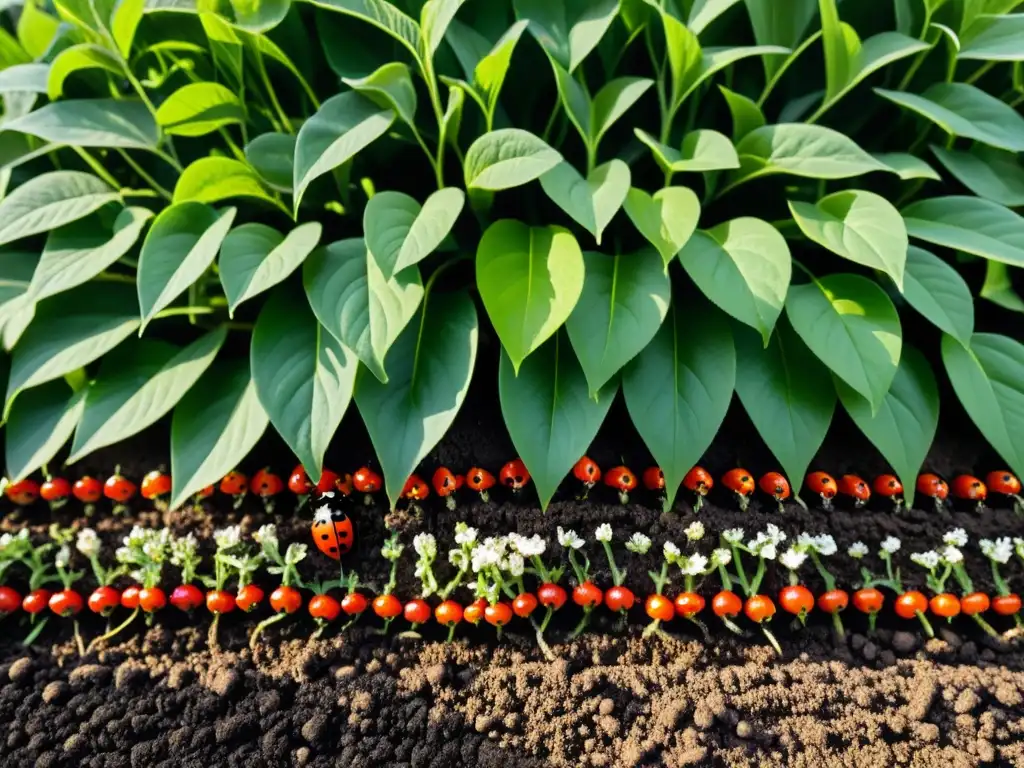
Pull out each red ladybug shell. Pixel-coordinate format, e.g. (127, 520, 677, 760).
(310, 496, 354, 560)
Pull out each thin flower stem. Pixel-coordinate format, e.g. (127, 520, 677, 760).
(249, 612, 287, 650)
(116, 150, 172, 200)
(153, 306, 215, 319)
(600, 541, 623, 586)
(256, 52, 292, 134)
(72, 148, 120, 189)
(88, 608, 139, 651)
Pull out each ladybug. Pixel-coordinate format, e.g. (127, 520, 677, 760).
(310, 493, 354, 561)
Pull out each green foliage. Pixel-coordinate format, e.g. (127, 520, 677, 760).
(2, 0, 1024, 508)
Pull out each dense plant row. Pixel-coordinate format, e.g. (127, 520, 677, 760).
(2, 514, 1024, 657)
(2, 0, 1024, 513)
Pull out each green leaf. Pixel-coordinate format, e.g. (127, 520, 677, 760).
(199, 12, 244, 87)
(355, 289, 478, 508)
(420, 0, 467, 57)
(539, 160, 630, 245)
(819, 0, 855, 103)
(137, 203, 237, 331)
(342, 61, 417, 127)
(678, 216, 791, 344)
(590, 76, 653, 146)
(0, 254, 36, 315)
(173, 157, 279, 207)
(68, 328, 226, 463)
(785, 273, 902, 411)
(4, 381, 85, 482)
(302, 238, 424, 383)
(875, 83, 1024, 153)
(635, 128, 740, 172)
(930, 144, 1024, 207)
(565, 248, 670, 395)
(788, 190, 908, 290)
(734, 319, 835, 493)
(872, 152, 941, 181)
(902, 196, 1024, 267)
(302, 0, 423, 62)
(251, 285, 356, 479)
(170, 358, 269, 509)
(743, 0, 817, 79)
(470, 18, 529, 119)
(29, 206, 152, 302)
(3, 99, 160, 150)
(226, 0, 291, 32)
(476, 220, 584, 373)
(440, 83, 464, 149)
(623, 297, 736, 510)
(219, 222, 322, 316)
(464, 128, 562, 190)
(46, 44, 123, 100)
(111, 0, 145, 55)
(0, 172, 120, 249)
(688, 0, 742, 34)
(293, 92, 396, 209)
(981, 261, 1024, 312)
(513, 0, 619, 72)
(623, 186, 700, 268)
(838, 344, 939, 509)
(718, 85, 765, 142)
(902, 245, 974, 345)
(245, 132, 295, 191)
(363, 187, 466, 279)
(0, 62, 50, 93)
(959, 13, 1024, 60)
(156, 82, 245, 137)
(18, 0, 60, 59)
(499, 332, 614, 510)
(4, 283, 140, 410)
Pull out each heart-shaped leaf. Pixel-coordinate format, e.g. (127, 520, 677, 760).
(930, 145, 1024, 207)
(902, 246, 974, 346)
(245, 132, 295, 191)
(4, 99, 160, 149)
(156, 82, 245, 137)
(343, 61, 417, 127)
(902, 196, 1024, 267)
(46, 44, 123, 99)
(623, 186, 701, 268)
(173, 157, 280, 207)
(635, 128, 741, 173)
(513, 0, 619, 72)
(719, 85, 765, 142)
(4, 381, 85, 481)
(363, 187, 465, 278)
(0, 172, 120, 249)
(539, 160, 630, 245)
(476, 219, 584, 373)
(464, 128, 562, 190)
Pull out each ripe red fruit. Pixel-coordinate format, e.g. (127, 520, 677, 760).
(779, 585, 815, 618)
(4, 478, 40, 506)
(250, 468, 284, 497)
(573, 457, 601, 488)
(642, 467, 665, 492)
(604, 466, 637, 504)
(195, 485, 215, 500)
(573, 581, 603, 609)
(930, 593, 961, 619)
(986, 471, 1021, 496)
(744, 595, 776, 624)
(513, 592, 539, 617)
(839, 475, 870, 507)
(206, 590, 237, 615)
(645, 594, 675, 622)
(236, 584, 264, 612)
(500, 459, 530, 491)
(993, 594, 1022, 616)
(104, 472, 136, 503)
(463, 598, 487, 624)
(759, 472, 791, 510)
(951, 474, 986, 504)
(170, 584, 204, 612)
(604, 586, 635, 613)
(960, 592, 990, 616)
(309, 594, 341, 622)
(852, 588, 884, 615)
(484, 602, 513, 627)
(0, 586, 23, 615)
(466, 468, 496, 500)
(806, 471, 837, 509)
(894, 590, 928, 619)
(873, 474, 904, 508)
(315, 469, 342, 495)
(40, 477, 71, 503)
(683, 466, 713, 510)
(23, 589, 51, 614)
(73, 476, 103, 503)
(432, 468, 459, 509)
(120, 585, 141, 610)
(220, 471, 248, 496)
(270, 586, 303, 614)
(353, 467, 382, 503)
(139, 587, 167, 613)
(403, 598, 432, 625)
(140, 470, 171, 500)
(817, 589, 849, 614)
(402, 474, 430, 500)
(341, 592, 368, 616)
(49, 589, 83, 617)
(288, 465, 312, 495)
(722, 469, 755, 510)
(538, 583, 567, 610)
(712, 590, 743, 618)
(674, 592, 705, 617)
(435, 600, 463, 627)
(87, 586, 120, 616)
(372, 594, 402, 619)
(916, 474, 948, 507)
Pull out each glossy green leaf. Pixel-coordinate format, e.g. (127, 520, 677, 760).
(688, 0, 743, 34)
(718, 85, 765, 142)
(303, 238, 424, 383)
(902, 196, 1024, 267)
(111, 0, 145, 55)
(464, 128, 562, 190)
(469, 18, 529, 121)
(635, 128, 740, 173)
(245, 132, 295, 191)
(17, 0, 60, 59)
(342, 61, 417, 126)
(4, 381, 85, 481)
(786, 273, 902, 411)
(959, 13, 1024, 60)
(156, 82, 245, 137)
(421, 0, 467, 57)
(678, 216, 791, 344)
(137, 203, 237, 330)
(220, 222, 322, 316)
(623, 297, 736, 510)
(476, 220, 584, 373)
(0, 172, 120, 249)
(0, 62, 50, 93)
(226, 0, 291, 32)
(734, 319, 835, 493)
(199, 12, 244, 87)
(69, 328, 226, 463)
(623, 186, 700, 268)
(743, 0, 817, 79)
(873, 152, 941, 181)
(590, 76, 653, 146)
(902, 246, 974, 345)
(789, 190, 908, 290)
(0, 133, 50, 174)
(980, 261, 1024, 313)
(46, 44, 123, 100)
(173, 157, 279, 207)
(4, 99, 160, 150)
(251, 285, 356, 479)
(170, 358, 269, 509)
(302, 0, 423, 61)
(363, 187, 466, 278)
(356, 290, 478, 508)
(930, 145, 1024, 207)
(819, 0, 855, 103)
(838, 344, 939, 509)
(565, 248, 670, 395)
(513, 0, 619, 72)
(293, 92, 396, 209)
(539, 160, 630, 245)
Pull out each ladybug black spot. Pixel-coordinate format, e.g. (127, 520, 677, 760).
(1004, 473, 1012, 481)
(888, 480, 897, 488)
(473, 474, 482, 483)
(515, 475, 523, 483)
(741, 475, 749, 482)
(329, 546, 338, 554)
(338, 530, 349, 540)
(321, 534, 330, 541)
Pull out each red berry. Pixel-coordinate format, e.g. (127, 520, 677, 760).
(250, 468, 284, 497)
(951, 474, 986, 501)
(993, 594, 1022, 616)
(806, 471, 836, 504)
(140, 470, 171, 500)
(40, 477, 71, 502)
(463, 598, 487, 624)
(744, 594, 776, 623)
(341, 592, 369, 616)
(0, 586, 22, 615)
(404, 598, 432, 625)
(499, 459, 530, 490)
(353, 467, 382, 494)
(206, 590, 236, 615)
(317, 469, 342, 495)
(88, 586, 120, 616)
(435, 600, 464, 626)
(432, 467, 459, 498)
(49, 589, 83, 617)
(572, 581, 603, 609)
(642, 467, 665, 491)
(852, 588, 884, 615)
(170, 584, 204, 612)
(236, 584, 264, 612)
(270, 585, 302, 614)
(288, 465, 312, 495)
(372, 594, 402, 619)
(4, 478, 39, 506)
(916, 473, 948, 501)
(73, 476, 103, 503)
(674, 592, 705, 617)
(604, 585, 635, 613)
(573, 457, 601, 487)
(961, 592, 990, 616)
(604, 466, 637, 502)
(778, 585, 814, 618)
(894, 590, 928, 619)
(758, 472, 790, 501)
(484, 601, 513, 627)
(683, 466, 713, 494)
(513, 592, 539, 618)
(537, 583, 567, 610)
(817, 589, 849, 615)
(987, 471, 1021, 496)
(645, 594, 674, 621)
(711, 590, 742, 618)
(120, 584, 141, 610)
(873, 474, 903, 499)
(466, 468, 495, 494)
(309, 594, 341, 622)
(103, 473, 136, 503)
(22, 589, 51, 614)
(402, 474, 430, 500)
(220, 471, 248, 496)
(139, 587, 167, 613)
(838, 474, 870, 506)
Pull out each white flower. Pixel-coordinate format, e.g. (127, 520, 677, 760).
(759, 543, 778, 561)
(625, 533, 651, 554)
(214, 525, 241, 549)
(980, 537, 1013, 564)
(454, 523, 478, 546)
(253, 524, 277, 547)
(710, 548, 732, 567)
(312, 505, 332, 526)
(471, 539, 503, 572)
(814, 534, 837, 557)
(124, 526, 147, 548)
(284, 543, 307, 565)
(722, 528, 745, 544)
(449, 549, 469, 571)
(663, 541, 681, 562)
(943, 528, 968, 548)
(557, 527, 584, 550)
(505, 552, 525, 578)
(910, 550, 940, 570)
(55, 545, 71, 569)
(114, 546, 132, 563)
(381, 537, 404, 561)
(764, 524, 787, 546)
(142, 532, 168, 560)
(75, 528, 100, 559)
(779, 547, 807, 571)
(941, 546, 963, 565)
(413, 533, 437, 560)
(881, 536, 901, 554)
(679, 553, 708, 576)
(684, 521, 705, 541)
(170, 534, 198, 566)
(595, 523, 613, 543)
(847, 542, 869, 559)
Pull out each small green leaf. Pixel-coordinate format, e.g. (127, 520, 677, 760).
(46, 44, 123, 100)
(302, 0, 422, 61)
(0, 171, 119, 249)
(902, 246, 974, 345)
(980, 261, 1024, 313)
(744, 0, 818, 79)
(355, 290, 478, 508)
(303, 238, 424, 383)
(200, 12, 244, 87)
(69, 328, 227, 463)
(734, 319, 835, 493)
(838, 344, 939, 509)
(513, 0, 619, 72)
(342, 61, 417, 127)
(464, 128, 562, 190)
(635, 128, 740, 173)
(590, 76, 653, 146)
(111, 0, 145, 56)
(476, 220, 584, 373)
(363, 188, 465, 278)
(225, 0, 291, 32)
(902, 196, 1024, 267)
(17, 0, 60, 59)
(293, 92, 396, 209)
(251, 285, 356, 479)
(245, 132, 295, 191)
(623, 186, 700, 268)
(156, 82, 245, 137)
(5, 380, 85, 481)
(539, 160, 630, 245)
(718, 85, 766, 142)
(788, 190, 908, 290)
(0, 62, 50, 93)
(678, 216, 791, 344)
(471, 18, 529, 120)
(173, 157, 279, 207)
(421, 0, 468, 58)
(137, 203, 237, 330)
(4, 99, 160, 149)
(959, 13, 1024, 61)
(623, 296, 735, 510)
(930, 145, 1024, 207)
(688, 0, 743, 34)
(785, 273, 902, 411)
(170, 358, 269, 509)
(872, 152, 941, 181)
(565, 248, 670, 395)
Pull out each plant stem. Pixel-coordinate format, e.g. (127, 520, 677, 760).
(154, 306, 215, 319)
(256, 51, 292, 134)
(116, 150, 172, 200)
(72, 148, 121, 189)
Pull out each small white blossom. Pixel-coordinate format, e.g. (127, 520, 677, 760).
(512, 534, 546, 557)
(55, 545, 71, 569)
(471, 539, 503, 572)
(114, 546, 131, 563)
(881, 536, 901, 554)
(381, 537, 404, 561)
(663, 541, 681, 562)
(413, 533, 437, 560)
(124, 526, 147, 548)
(943, 528, 968, 548)
(910, 550, 940, 570)
(684, 521, 705, 541)
(765, 524, 787, 546)
(679, 553, 708, 576)
(847, 542, 869, 559)
(505, 552, 525, 578)
(779, 547, 807, 571)
(449, 549, 469, 571)
(557, 527, 584, 550)
(142, 531, 168, 560)
(454, 523, 478, 546)
(722, 528, 745, 544)
(170, 534, 198, 566)
(284, 543, 307, 565)
(980, 537, 1013, 564)
(710, 548, 732, 567)
(625, 533, 652, 554)
(941, 546, 963, 565)
(253, 524, 277, 547)
(214, 525, 242, 549)
(759, 543, 778, 561)
(595, 523, 613, 543)
(75, 528, 100, 559)
(814, 534, 837, 557)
